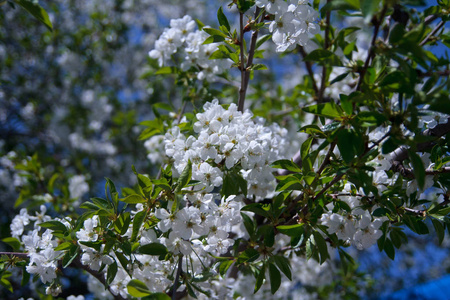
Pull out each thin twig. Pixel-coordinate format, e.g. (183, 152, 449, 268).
(72, 257, 127, 300)
(417, 69, 450, 78)
(419, 20, 445, 46)
(172, 255, 183, 300)
(356, 6, 388, 91)
(312, 172, 346, 201)
(238, 8, 262, 112)
(317, 142, 336, 176)
(390, 117, 450, 163)
(0, 252, 29, 259)
(238, 12, 247, 112)
(298, 46, 319, 95)
(424, 14, 440, 25)
(317, 2, 331, 102)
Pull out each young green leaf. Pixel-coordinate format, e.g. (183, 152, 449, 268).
(268, 263, 281, 294)
(217, 7, 230, 32)
(127, 279, 152, 297)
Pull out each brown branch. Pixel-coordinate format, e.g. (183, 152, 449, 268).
(317, 142, 336, 176)
(392, 165, 450, 179)
(238, 12, 246, 112)
(356, 5, 388, 91)
(417, 69, 450, 78)
(424, 14, 440, 25)
(299, 46, 319, 94)
(238, 8, 262, 112)
(0, 252, 29, 259)
(171, 255, 183, 300)
(317, 2, 331, 102)
(390, 117, 450, 163)
(419, 20, 445, 47)
(72, 257, 127, 300)
(312, 172, 346, 201)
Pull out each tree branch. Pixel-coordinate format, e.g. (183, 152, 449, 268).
(0, 252, 29, 259)
(356, 5, 388, 91)
(317, 1, 331, 102)
(238, 8, 262, 112)
(417, 69, 450, 78)
(72, 257, 127, 300)
(171, 255, 183, 300)
(312, 172, 346, 201)
(238, 12, 246, 112)
(390, 117, 450, 163)
(419, 20, 445, 46)
(298, 46, 319, 95)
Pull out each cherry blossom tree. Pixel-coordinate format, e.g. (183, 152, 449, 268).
(1, 0, 450, 299)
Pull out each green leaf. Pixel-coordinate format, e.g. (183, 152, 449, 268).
(127, 279, 152, 297)
(131, 211, 146, 242)
(1, 237, 21, 251)
(241, 212, 255, 237)
(302, 102, 344, 119)
(62, 245, 79, 268)
(313, 231, 329, 264)
(330, 72, 349, 85)
(338, 248, 355, 275)
(408, 150, 426, 189)
(15, 0, 53, 31)
(254, 263, 265, 293)
(357, 111, 387, 126)
(203, 35, 226, 44)
(237, 0, 255, 13)
(431, 218, 445, 245)
(155, 66, 179, 75)
(217, 7, 230, 31)
(142, 293, 171, 300)
(271, 256, 292, 281)
(222, 172, 248, 197)
(138, 243, 168, 255)
(271, 159, 302, 172)
(241, 203, 271, 218)
(238, 248, 260, 263)
(259, 225, 275, 247)
(106, 261, 118, 285)
(38, 221, 67, 233)
(336, 128, 364, 164)
(218, 260, 234, 276)
(383, 238, 395, 260)
(268, 263, 281, 294)
(175, 160, 192, 193)
(381, 137, 398, 154)
(256, 34, 272, 49)
(298, 125, 326, 138)
(275, 174, 303, 191)
(303, 49, 343, 66)
(360, 0, 381, 23)
(389, 23, 405, 44)
(120, 194, 146, 204)
(54, 242, 73, 251)
(301, 137, 314, 161)
(0, 277, 13, 293)
(203, 27, 227, 38)
(21, 265, 30, 286)
(276, 224, 304, 237)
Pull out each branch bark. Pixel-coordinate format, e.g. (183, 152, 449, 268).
(356, 5, 388, 91)
(237, 8, 262, 112)
(390, 117, 450, 163)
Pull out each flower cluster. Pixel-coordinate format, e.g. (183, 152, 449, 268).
(10, 206, 63, 286)
(149, 16, 232, 81)
(256, 0, 319, 52)
(319, 184, 386, 250)
(164, 100, 289, 198)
